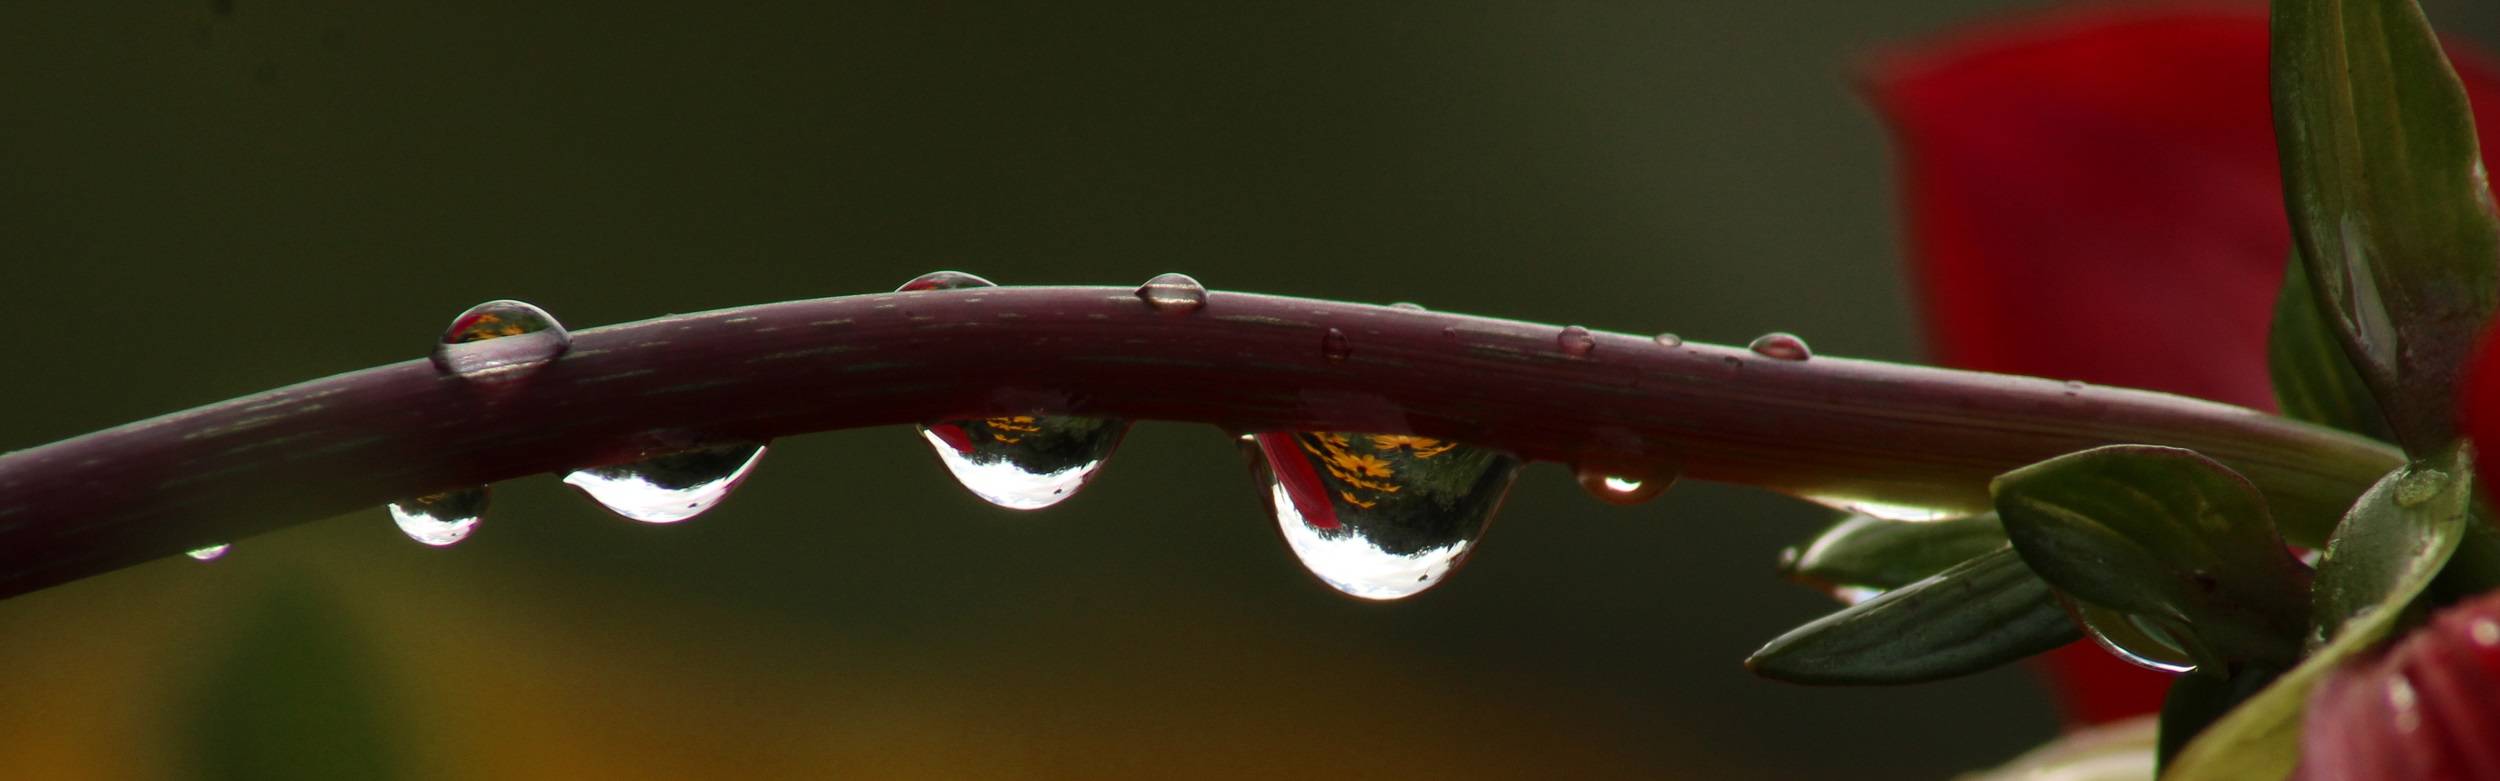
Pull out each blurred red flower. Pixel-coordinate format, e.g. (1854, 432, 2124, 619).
(2295, 591, 2500, 779)
(1870, 4, 2500, 725)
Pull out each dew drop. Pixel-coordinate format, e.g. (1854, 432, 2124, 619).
(1135, 272, 1208, 314)
(1243, 432, 1521, 600)
(186, 543, 232, 562)
(431, 299, 571, 381)
(918, 415, 1129, 510)
(1321, 328, 1351, 362)
(897, 270, 998, 292)
(1747, 332, 1811, 361)
(387, 486, 489, 546)
(1574, 464, 1674, 505)
(2395, 466, 2449, 508)
(1652, 333, 1683, 348)
(1558, 325, 1596, 357)
(2076, 603, 2197, 674)
(1388, 302, 1427, 311)
(562, 443, 768, 524)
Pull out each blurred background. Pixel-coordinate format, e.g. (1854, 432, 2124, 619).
(4, 2, 2496, 779)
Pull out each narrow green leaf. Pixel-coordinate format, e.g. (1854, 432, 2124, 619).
(1747, 547, 2076, 685)
(2163, 445, 2473, 781)
(2273, 0, 2500, 454)
(2269, 251, 2395, 441)
(1777, 511, 2006, 593)
(1992, 446, 2313, 669)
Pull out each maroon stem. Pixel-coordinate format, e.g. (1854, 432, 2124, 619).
(0, 286, 2399, 597)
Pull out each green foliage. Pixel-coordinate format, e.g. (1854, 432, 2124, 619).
(1747, 547, 2076, 685)
(2268, 251, 2395, 441)
(1776, 511, 2008, 593)
(2272, 0, 2500, 454)
(1991, 446, 2311, 670)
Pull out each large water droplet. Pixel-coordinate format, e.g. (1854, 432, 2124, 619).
(431, 300, 571, 381)
(1244, 432, 1521, 600)
(1748, 332, 1811, 361)
(1558, 325, 1596, 357)
(186, 543, 232, 561)
(897, 270, 997, 292)
(1574, 464, 1674, 505)
(562, 443, 768, 524)
(387, 487, 489, 546)
(1136, 273, 1207, 314)
(919, 415, 1128, 510)
(1322, 328, 1351, 362)
(2075, 603, 2197, 674)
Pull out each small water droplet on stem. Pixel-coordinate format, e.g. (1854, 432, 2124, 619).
(1747, 332, 1811, 361)
(1652, 333, 1683, 348)
(1322, 328, 1351, 362)
(432, 300, 571, 381)
(1558, 325, 1596, 357)
(1136, 273, 1208, 314)
(897, 270, 998, 292)
(1574, 465, 1674, 505)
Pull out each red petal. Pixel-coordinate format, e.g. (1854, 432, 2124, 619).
(1873, 6, 2500, 724)
(2296, 592, 2500, 780)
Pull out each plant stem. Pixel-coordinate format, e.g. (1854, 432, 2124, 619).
(0, 286, 2399, 598)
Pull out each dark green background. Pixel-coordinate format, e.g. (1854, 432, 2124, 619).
(5, 2, 2494, 778)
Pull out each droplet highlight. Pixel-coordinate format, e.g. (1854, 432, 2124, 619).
(431, 299, 571, 381)
(1574, 465, 1674, 505)
(1652, 333, 1683, 348)
(1135, 272, 1207, 314)
(1244, 432, 1521, 600)
(562, 443, 768, 524)
(1558, 325, 1596, 357)
(1321, 328, 1351, 362)
(1747, 332, 1811, 361)
(387, 486, 489, 546)
(918, 415, 1128, 510)
(897, 270, 997, 292)
(186, 543, 232, 561)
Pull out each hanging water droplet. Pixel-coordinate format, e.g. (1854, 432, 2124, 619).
(1558, 325, 1596, 357)
(1135, 272, 1207, 314)
(187, 543, 231, 561)
(1322, 328, 1351, 362)
(1244, 431, 1521, 600)
(2395, 466, 2450, 508)
(431, 299, 571, 381)
(562, 443, 768, 524)
(1388, 302, 1427, 311)
(1748, 332, 1811, 361)
(1574, 465, 1674, 505)
(918, 415, 1129, 510)
(1652, 333, 1683, 348)
(897, 270, 998, 292)
(2075, 603, 2197, 673)
(386, 486, 489, 546)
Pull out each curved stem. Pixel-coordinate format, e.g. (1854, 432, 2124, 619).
(0, 286, 2398, 597)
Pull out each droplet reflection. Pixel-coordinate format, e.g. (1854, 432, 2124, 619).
(387, 487, 489, 546)
(562, 443, 768, 524)
(431, 300, 571, 381)
(1245, 432, 1521, 600)
(919, 416, 1127, 510)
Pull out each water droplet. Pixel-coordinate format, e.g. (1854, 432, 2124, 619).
(1322, 328, 1351, 362)
(186, 543, 232, 561)
(1827, 585, 1884, 605)
(387, 486, 489, 546)
(1747, 332, 1811, 361)
(1243, 432, 1521, 600)
(431, 300, 571, 381)
(1389, 302, 1427, 311)
(897, 270, 998, 292)
(1574, 464, 1674, 505)
(1652, 333, 1683, 348)
(563, 443, 768, 523)
(1135, 273, 1207, 314)
(918, 415, 1129, 510)
(2395, 466, 2449, 508)
(2076, 603, 2197, 673)
(1558, 325, 1596, 357)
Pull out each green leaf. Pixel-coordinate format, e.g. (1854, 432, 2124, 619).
(1747, 546, 2076, 685)
(182, 573, 408, 781)
(2157, 667, 2281, 773)
(1777, 511, 2006, 593)
(2269, 251, 2396, 441)
(2273, 0, 2500, 454)
(2163, 444, 2473, 781)
(1992, 446, 2313, 669)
